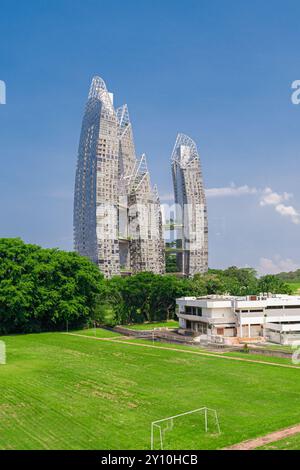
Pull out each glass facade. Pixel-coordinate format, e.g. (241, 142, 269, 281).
(74, 76, 165, 278)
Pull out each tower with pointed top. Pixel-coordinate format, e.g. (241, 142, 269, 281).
(74, 76, 165, 277)
(127, 155, 165, 274)
(171, 133, 208, 276)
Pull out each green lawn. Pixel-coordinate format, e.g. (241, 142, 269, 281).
(259, 433, 300, 450)
(123, 321, 179, 330)
(254, 344, 294, 352)
(70, 327, 121, 338)
(287, 282, 300, 294)
(120, 337, 300, 367)
(1, 330, 300, 449)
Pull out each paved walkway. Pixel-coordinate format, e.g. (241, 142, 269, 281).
(64, 333, 300, 370)
(224, 424, 300, 450)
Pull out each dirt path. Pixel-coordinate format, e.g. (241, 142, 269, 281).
(64, 333, 129, 341)
(224, 424, 300, 450)
(64, 332, 300, 370)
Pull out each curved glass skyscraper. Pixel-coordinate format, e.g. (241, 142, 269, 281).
(74, 76, 165, 278)
(171, 133, 208, 276)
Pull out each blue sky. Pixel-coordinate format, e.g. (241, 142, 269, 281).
(1, 0, 300, 273)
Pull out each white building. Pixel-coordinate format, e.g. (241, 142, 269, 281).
(176, 294, 300, 345)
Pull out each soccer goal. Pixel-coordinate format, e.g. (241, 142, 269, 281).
(150, 407, 221, 450)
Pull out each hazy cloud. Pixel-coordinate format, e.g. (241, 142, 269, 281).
(257, 256, 300, 275)
(160, 184, 258, 201)
(259, 188, 300, 225)
(205, 183, 300, 226)
(275, 204, 300, 225)
(206, 184, 258, 198)
(259, 187, 291, 206)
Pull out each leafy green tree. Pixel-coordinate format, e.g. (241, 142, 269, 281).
(103, 273, 193, 324)
(192, 273, 227, 295)
(275, 269, 300, 282)
(165, 241, 178, 273)
(222, 267, 259, 296)
(258, 275, 292, 295)
(3, 238, 293, 332)
(165, 253, 178, 273)
(0, 238, 104, 334)
(148, 275, 192, 321)
(202, 267, 259, 296)
(115, 272, 156, 324)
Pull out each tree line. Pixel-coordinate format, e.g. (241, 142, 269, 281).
(0, 238, 293, 334)
(275, 269, 300, 283)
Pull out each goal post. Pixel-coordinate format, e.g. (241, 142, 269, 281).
(151, 407, 221, 450)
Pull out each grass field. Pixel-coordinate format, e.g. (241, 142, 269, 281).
(1, 329, 300, 450)
(72, 327, 121, 338)
(123, 321, 179, 330)
(257, 344, 293, 352)
(259, 433, 300, 450)
(287, 282, 300, 294)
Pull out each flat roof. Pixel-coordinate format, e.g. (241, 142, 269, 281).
(177, 295, 300, 305)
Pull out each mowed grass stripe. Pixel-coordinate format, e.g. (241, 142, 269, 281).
(0, 351, 113, 450)
(258, 431, 300, 450)
(1, 332, 300, 449)
(65, 332, 300, 370)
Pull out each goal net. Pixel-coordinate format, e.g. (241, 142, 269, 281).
(151, 407, 220, 450)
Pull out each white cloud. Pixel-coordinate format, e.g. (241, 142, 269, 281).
(258, 188, 300, 225)
(259, 187, 291, 206)
(206, 184, 258, 198)
(159, 185, 258, 201)
(275, 204, 300, 225)
(203, 182, 300, 226)
(257, 256, 300, 275)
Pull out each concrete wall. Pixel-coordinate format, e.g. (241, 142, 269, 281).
(202, 307, 234, 321)
(266, 330, 281, 344)
(240, 324, 262, 337)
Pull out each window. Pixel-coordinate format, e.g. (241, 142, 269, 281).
(197, 307, 203, 317)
